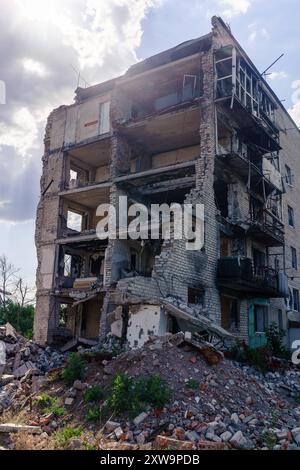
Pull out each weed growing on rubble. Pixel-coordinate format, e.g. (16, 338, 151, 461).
(84, 385, 104, 403)
(266, 323, 290, 359)
(61, 353, 85, 386)
(185, 378, 199, 390)
(86, 406, 101, 422)
(296, 395, 300, 405)
(107, 373, 172, 416)
(34, 393, 66, 417)
(54, 427, 82, 448)
(263, 430, 277, 450)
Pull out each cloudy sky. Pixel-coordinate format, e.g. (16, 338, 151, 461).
(0, 0, 299, 286)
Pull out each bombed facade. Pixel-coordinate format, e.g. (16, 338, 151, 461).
(34, 17, 300, 350)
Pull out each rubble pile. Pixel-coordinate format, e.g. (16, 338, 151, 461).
(96, 334, 300, 450)
(0, 323, 64, 413)
(0, 329, 299, 450)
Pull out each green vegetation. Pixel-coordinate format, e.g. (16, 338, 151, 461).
(263, 430, 277, 450)
(86, 406, 101, 422)
(185, 378, 199, 390)
(61, 353, 85, 386)
(108, 373, 172, 416)
(84, 385, 104, 403)
(54, 427, 82, 447)
(0, 303, 34, 339)
(34, 393, 66, 417)
(266, 323, 290, 359)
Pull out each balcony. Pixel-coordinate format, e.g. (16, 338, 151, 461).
(215, 46, 281, 153)
(248, 207, 284, 247)
(217, 257, 288, 298)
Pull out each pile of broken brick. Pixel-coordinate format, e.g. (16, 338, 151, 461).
(96, 334, 300, 450)
(0, 323, 64, 414)
(0, 327, 300, 450)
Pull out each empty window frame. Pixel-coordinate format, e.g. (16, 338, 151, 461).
(67, 210, 83, 232)
(215, 46, 235, 99)
(288, 205, 295, 227)
(291, 247, 298, 270)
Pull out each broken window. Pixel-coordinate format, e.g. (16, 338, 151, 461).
(221, 296, 240, 330)
(69, 166, 88, 189)
(188, 287, 205, 306)
(254, 305, 268, 333)
(67, 210, 83, 232)
(59, 304, 68, 327)
(215, 46, 235, 100)
(253, 249, 266, 276)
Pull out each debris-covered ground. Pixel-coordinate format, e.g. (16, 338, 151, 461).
(0, 324, 300, 451)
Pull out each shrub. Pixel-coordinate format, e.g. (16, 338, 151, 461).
(266, 322, 290, 359)
(0, 303, 34, 339)
(54, 427, 82, 448)
(61, 353, 85, 386)
(185, 378, 199, 390)
(86, 406, 101, 422)
(108, 373, 172, 416)
(84, 385, 103, 403)
(137, 374, 172, 408)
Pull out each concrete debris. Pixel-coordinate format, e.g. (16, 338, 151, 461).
(0, 423, 42, 434)
(0, 323, 65, 413)
(94, 334, 300, 450)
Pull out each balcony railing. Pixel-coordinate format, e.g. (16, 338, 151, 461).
(217, 257, 288, 298)
(248, 208, 284, 246)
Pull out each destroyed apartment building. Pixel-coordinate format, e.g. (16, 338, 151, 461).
(34, 16, 300, 351)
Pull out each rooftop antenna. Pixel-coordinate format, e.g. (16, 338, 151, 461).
(70, 64, 90, 88)
(261, 53, 285, 78)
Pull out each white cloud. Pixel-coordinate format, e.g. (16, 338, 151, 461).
(23, 58, 49, 77)
(0, 107, 40, 158)
(289, 102, 300, 127)
(268, 71, 288, 81)
(248, 23, 270, 43)
(220, 0, 251, 18)
(289, 80, 300, 126)
(0, 0, 165, 223)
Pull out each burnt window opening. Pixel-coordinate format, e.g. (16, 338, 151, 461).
(188, 287, 205, 306)
(253, 248, 266, 276)
(90, 254, 104, 277)
(214, 180, 229, 218)
(221, 296, 240, 330)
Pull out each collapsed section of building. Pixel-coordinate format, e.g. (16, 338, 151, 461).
(34, 16, 300, 350)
